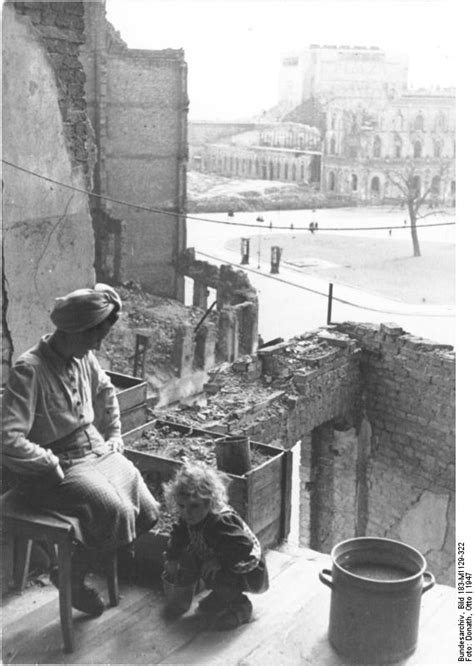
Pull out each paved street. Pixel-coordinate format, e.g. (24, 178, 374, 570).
(186, 207, 455, 346)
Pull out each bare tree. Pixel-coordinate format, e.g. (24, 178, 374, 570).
(385, 159, 453, 257)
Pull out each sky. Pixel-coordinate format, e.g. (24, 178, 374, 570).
(106, 0, 458, 121)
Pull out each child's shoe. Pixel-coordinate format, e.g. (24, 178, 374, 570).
(214, 594, 252, 630)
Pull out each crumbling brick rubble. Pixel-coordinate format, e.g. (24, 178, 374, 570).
(99, 282, 214, 378)
(160, 328, 361, 448)
(14, 1, 93, 179)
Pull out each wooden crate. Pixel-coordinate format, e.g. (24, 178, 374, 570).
(107, 371, 148, 434)
(123, 419, 292, 550)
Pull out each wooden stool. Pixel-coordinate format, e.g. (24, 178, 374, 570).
(1, 489, 119, 653)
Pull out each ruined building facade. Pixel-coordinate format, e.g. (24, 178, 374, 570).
(321, 88, 455, 205)
(192, 45, 455, 206)
(2, 0, 187, 376)
(194, 122, 323, 188)
(282, 44, 455, 205)
(2, 1, 97, 374)
(80, 1, 188, 299)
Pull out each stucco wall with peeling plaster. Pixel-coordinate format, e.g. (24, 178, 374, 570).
(2, 3, 95, 377)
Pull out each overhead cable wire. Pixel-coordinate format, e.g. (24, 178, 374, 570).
(2, 159, 456, 232)
(196, 251, 455, 319)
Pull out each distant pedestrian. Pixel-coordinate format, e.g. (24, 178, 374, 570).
(309, 222, 314, 234)
(389, 229, 392, 237)
(290, 223, 294, 230)
(314, 221, 319, 230)
(404, 219, 407, 226)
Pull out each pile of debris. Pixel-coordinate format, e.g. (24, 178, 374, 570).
(158, 357, 287, 431)
(128, 426, 217, 466)
(99, 281, 215, 378)
(157, 329, 357, 433)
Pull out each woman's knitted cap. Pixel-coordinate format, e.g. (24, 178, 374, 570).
(50, 283, 122, 333)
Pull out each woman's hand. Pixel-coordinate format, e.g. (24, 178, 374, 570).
(107, 438, 124, 454)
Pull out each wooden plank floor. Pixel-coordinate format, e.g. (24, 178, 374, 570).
(1, 544, 457, 664)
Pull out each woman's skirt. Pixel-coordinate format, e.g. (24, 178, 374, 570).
(21, 432, 160, 552)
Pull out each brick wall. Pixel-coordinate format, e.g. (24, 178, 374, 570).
(106, 49, 188, 298)
(308, 424, 360, 551)
(81, 4, 188, 299)
(13, 1, 94, 179)
(240, 333, 362, 449)
(338, 322, 455, 584)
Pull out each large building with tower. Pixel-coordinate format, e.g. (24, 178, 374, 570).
(192, 44, 455, 206)
(279, 44, 409, 107)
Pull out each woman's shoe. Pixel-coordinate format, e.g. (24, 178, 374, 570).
(72, 584, 106, 617)
(50, 567, 105, 617)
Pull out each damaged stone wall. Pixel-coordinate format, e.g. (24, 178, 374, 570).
(80, 2, 188, 300)
(246, 324, 455, 584)
(12, 1, 95, 179)
(250, 333, 363, 555)
(306, 424, 360, 552)
(239, 332, 362, 447)
(338, 321, 455, 584)
(2, 1, 95, 376)
(179, 249, 259, 362)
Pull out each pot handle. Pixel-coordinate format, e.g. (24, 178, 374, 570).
(319, 568, 334, 590)
(422, 571, 435, 594)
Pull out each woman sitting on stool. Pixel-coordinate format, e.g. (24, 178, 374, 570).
(2, 284, 161, 616)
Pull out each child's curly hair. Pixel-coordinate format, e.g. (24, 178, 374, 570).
(163, 462, 230, 515)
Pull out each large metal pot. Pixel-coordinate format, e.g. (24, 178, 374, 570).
(319, 537, 435, 664)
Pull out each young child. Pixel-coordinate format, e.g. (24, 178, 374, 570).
(163, 461, 269, 630)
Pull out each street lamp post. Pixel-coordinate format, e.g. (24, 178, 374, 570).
(257, 216, 263, 269)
